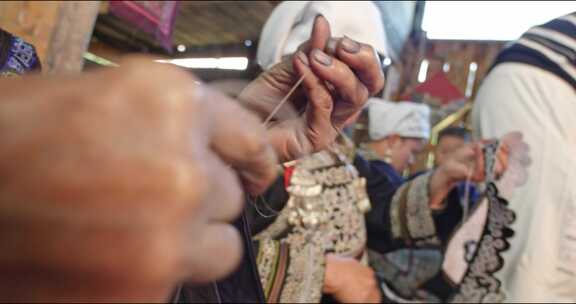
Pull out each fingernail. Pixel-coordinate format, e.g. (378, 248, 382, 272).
(312, 49, 332, 66)
(315, 14, 325, 22)
(341, 36, 360, 53)
(296, 51, 309, 66)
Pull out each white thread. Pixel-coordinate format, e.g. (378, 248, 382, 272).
(262, 74, 306, 126)
(253, 74, 306, 218)
(462, 165, 474, 224)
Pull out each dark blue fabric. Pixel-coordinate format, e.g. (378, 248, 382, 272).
(354, 155, 406, 254)
(456, 182, 479, 208)
(367, 159, 405, 187)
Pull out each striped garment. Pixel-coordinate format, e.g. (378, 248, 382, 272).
(491, 12, 576, 89)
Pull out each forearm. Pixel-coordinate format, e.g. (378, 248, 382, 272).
(429, 168, 459, 210)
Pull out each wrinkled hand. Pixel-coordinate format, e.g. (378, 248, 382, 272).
(323, 254, 381, 303)
(0, 58, 277, 301)
(429, 141, 509, 209)
(240, 15, 384, 162)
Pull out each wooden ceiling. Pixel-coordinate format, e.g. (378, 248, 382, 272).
(93, 1, 279, 54)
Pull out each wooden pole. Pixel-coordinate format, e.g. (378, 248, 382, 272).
(45, 1, 100, 74)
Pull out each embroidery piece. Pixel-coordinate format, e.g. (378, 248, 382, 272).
(405, 172, 436, 240)
(369, 248, 442, 300)
(390, 172, 438, 245)
(254, 147, 371, 303)
(449, 141, 516, 303)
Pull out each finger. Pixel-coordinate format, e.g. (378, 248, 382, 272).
(335, 37, 385, 95)
(179, 152, 245, 284)
(193, 152, 245, 223)
(495, 148, 510, 178)
(181, 221, 243, 284)
(296, 15, 332, 54)
(308, 48, 370, 128)
(472, 143, 486, 181)
(202, 87, 278, 195)
(293, 51, 338, 149)
(310, 15, 331, 51)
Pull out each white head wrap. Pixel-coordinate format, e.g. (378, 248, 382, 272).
(257, 1, 389, 70)
(368, 98, 431, 141)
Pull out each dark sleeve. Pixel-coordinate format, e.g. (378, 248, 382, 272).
(354, 155, 406, 253)
(432, 188, 464, 244)
(245, 175, 289, 236)
(356, 155, 466, 253)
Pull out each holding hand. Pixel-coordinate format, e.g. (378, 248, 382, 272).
(240, 15, 384, 161)
(0, 58, 277, 301)
(323, 254, 381, 303)
(429, 138, 512, 209)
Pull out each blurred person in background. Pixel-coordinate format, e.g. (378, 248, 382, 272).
(435, 127, 479, 209)
(359, 99, 431, 186)
(472, 12, 576, 302)
(434, 127, 472, 168)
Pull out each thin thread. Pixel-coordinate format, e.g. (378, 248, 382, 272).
(262, 74, 306, 126)
(259, 195, 280, 216)
(462, 165, 474, 224)
(251, 195, 279, 218)
(252, 74, 307, 218)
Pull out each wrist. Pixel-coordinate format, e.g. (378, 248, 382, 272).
(429, 168, 458, 210)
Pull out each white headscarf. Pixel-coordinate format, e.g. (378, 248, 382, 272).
(368, 98, 431, 141)
(257, 1, 389, 70)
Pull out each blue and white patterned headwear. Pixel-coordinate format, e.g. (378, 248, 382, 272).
(0, 28, 41, 77)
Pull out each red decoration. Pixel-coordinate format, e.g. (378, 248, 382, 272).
(412, 72, 465, 105)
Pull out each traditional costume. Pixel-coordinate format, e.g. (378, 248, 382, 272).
(472, 12, 576, 302)
(176, 3, 529, 303)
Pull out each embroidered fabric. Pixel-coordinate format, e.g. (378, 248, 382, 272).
(449, 183, 514, 303)
(390, 172, 438, 244)
(405, 173, 437, 241)
(390, 182, 406, 239)
(257, 240, 281, 297)
(448, 141, 516, 303)
(0, 30, 41, 76)
(375, 138, 520, 303)
(369, 248, 443, 300)
(254, 148, 371, 302)
(281, 231, 326, 303)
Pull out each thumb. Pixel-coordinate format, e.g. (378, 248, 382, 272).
(310, 15, 331, 52)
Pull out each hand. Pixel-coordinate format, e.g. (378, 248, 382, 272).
(0, 58, 277, 301)
(429, 141, 509, 209)
(239, 15, 384, 162)
(323, 254, 381, 303)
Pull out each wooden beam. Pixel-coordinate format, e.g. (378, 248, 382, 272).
(0, 1, 100, 74)
(45, 1, 100, 74)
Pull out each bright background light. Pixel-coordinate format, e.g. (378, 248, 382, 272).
(422, 1, 575, 40)
(156, 57, 248, 70)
